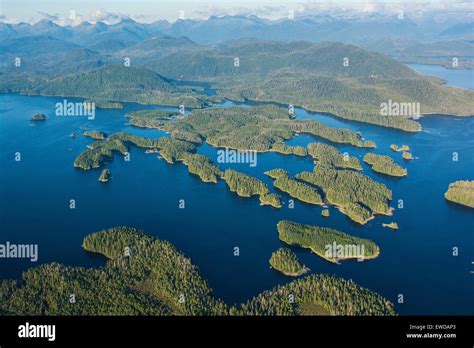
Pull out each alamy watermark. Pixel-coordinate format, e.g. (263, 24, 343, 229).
(325, 242, 366, 262)
(217, 147, 257, 167)
(380, 99, 420, 118)
(18, 322, 55, 341)
(55, 99, 95, 120)
(0, 242, 38, 262)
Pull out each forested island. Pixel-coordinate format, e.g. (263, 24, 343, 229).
(263, 163, 393, 224)
(0, 227, 395, 316)
(265, 169, 323, 205)
(307, 143, 362, 170)
(383, 222, 399, 230)
(363, 153, 408, 177)
(277, 220, 380, 263)
(154, 105, 377, 152)
(296, 166, 393, 224)
(390, 144, 410, 152)
(222, 169, 268, 197)
(269, 248, 309, 276)
(445, 180, 474, 208)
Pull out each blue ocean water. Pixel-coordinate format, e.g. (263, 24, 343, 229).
(407, 63, 474, 90)
(0, 65, 473, 315)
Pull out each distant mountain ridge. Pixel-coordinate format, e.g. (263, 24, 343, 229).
(2, 15, 472, 68)
(1, 16, 473, 131)
(146, 40, 418, 80)
(1, 15, 472, 46)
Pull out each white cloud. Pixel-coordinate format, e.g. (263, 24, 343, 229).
(194, 3, 286, 19)
(31, 8, 132, 26)
(88, 9, 129, 24)
(37, 11, 59, 21)
(35, 10, 84, 26)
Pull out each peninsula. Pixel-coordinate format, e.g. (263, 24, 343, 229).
(445, 180, 474, 208)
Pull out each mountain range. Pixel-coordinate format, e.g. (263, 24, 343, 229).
(1, 15, 473, 48)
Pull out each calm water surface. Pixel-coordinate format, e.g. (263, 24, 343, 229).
(407, 63, 474, 90)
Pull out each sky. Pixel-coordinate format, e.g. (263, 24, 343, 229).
(0, 0, 472, 24)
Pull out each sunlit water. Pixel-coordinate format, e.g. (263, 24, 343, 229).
(407, 63, 474, 90)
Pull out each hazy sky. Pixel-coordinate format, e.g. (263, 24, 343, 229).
(1, 0, 472, 24)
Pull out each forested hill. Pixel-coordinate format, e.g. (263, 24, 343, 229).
(114, 34, 199, 63)
(28, 65, 177, 96)
(144, 40, 474, 130)
(2, 65, 214, 107)
(147, 41, 418, 80)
